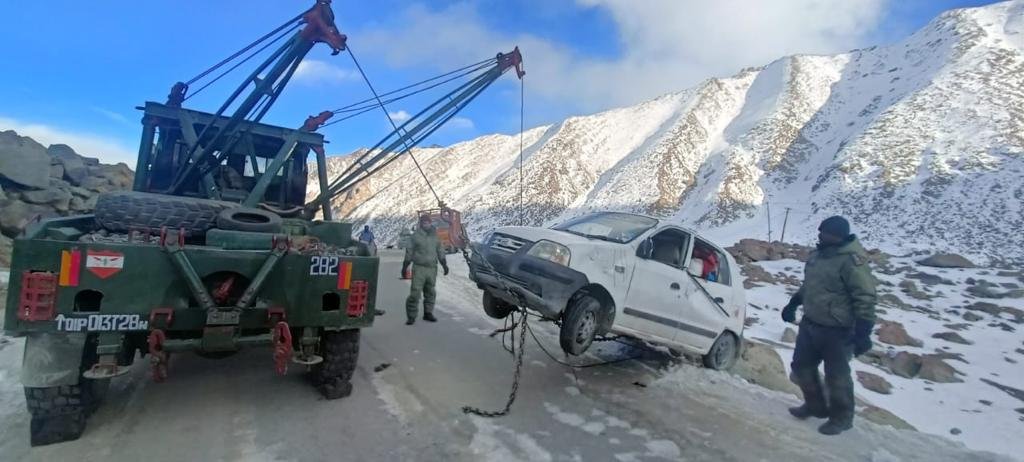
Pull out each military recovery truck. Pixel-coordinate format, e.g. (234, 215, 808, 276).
(3, 1, 524, 446)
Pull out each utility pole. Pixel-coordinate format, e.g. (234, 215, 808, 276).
(780, 207, 791, 243)
(766, 197, 773, 242)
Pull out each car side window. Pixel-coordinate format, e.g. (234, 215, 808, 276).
(646, 228, 691, 270)
(690, 239, 731, 286)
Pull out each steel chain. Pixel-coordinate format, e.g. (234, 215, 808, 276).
(461, 309, 529, 417)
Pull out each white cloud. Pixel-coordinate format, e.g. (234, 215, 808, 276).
(388, 110, 411, 122)
(91, 107, 131, 125)
(447, 116, 474, 130)
(0, 116, 137, 166)
(294, 59, 358, 84)
(356, 1, 888, 112)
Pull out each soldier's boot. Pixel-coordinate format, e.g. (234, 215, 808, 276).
(789, 368, 829, 420)
(819, 371, 855, 435)
(423, 312, 437, 322)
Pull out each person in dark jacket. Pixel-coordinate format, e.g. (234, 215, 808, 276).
(782, 216, 876, 436)
(402, 215, 449, 325)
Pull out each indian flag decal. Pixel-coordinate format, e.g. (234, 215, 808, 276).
(85, 250, 125, 279)
(59, 249, 81, 287)
(337, 261, 353, 290)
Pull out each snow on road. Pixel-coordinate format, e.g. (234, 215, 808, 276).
(0, 252, 1013, 461)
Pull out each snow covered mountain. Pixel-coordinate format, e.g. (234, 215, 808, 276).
(310, 1, 1024, 263)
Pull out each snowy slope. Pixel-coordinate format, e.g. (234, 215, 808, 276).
(309, 1, 1024, 263)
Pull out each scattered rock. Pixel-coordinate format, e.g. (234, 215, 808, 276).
(879, 293, 912, 310)
(1007, 357, 1018, 364)
(48, 144, 89, 186)
(980, 379, 1024, 403)
(926, 351, 967, 364)
(731, 340, 800, 397)
(373, 363, 391, 373)
(744, 317, 757, 327)
(917, 253, 976, 269)
(20, 187, 72, 210)
(740, 263, 777, 288)
(0, 234, 11, 267)
(856, 371, 893, 394)
(1015, 408, 1024, 415)
(859, 405, 916, 431)
(950, 428, 962, 436)
(907, 271, 954, 286)
(942, 323, 970, 331)
(0, 130, 51, 189)
(917, 356, 963, 383)
(898, 280, 931, 300)
(889, 351, 922, 378)
(726, 239, 812, 264)
(0, 199, 53, 237)
(979, 400, 992, 406)
(997, 270, 1022, 278)
(1016, 348, 1024, 356)
(49, 163, 65, 179)
(931, 331, 972, 345)
(781, 328, 797, 344)
(963, 312, 983, 322)
(877, 320, 924, 347)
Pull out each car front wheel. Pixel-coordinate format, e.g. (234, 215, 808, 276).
(559, 294, 601, 356)
(702, 332, 739, 370)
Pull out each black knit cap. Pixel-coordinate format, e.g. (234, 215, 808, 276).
(818, 216, 851, 239)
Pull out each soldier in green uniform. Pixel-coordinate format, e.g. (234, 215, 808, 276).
(782, 216, 877, 436)
(402, 215, 449, 325)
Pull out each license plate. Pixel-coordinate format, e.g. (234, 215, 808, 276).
(54, 314, 149, 332)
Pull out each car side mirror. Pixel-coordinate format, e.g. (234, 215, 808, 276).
(637, 239, 653, 259)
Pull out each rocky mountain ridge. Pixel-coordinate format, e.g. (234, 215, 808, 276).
(309, 1, 1024, 264)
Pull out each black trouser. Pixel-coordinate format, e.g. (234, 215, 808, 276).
(790, 319, 855, 424)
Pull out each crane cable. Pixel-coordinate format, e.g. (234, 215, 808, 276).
(345, 45, 443, 205)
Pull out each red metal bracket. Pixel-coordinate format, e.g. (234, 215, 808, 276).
(347, 280, 369, 317)
(211, 276, 237, 305)
(497, 47, 526, 79)
(18, 271, 58, 321)
(267, 307, 286, 324)
(301, 0, 347, 55)
(272, 321, 293, 375)
(147, 329, 168, 382)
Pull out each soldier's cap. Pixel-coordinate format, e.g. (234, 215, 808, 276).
(818, 215, 851, 238)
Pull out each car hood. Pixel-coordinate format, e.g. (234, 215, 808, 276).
(493, 226, 628, 249)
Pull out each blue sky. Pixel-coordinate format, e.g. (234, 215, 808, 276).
(0, 0, 1002, 165)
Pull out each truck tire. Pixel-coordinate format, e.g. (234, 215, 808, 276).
(559, 294, 601, 356)
(215, 207, 282, 233)
(94, 191, 235, 236)
(482, 291, 515, 319)
(702, 332, 739, 370)
(24, 335, 109, 446)
(312, 329, 360, 400)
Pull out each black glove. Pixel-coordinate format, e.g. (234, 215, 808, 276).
(442, 263, 450, 276)
(851, 318, 874, 356)
(781, 303, 798, 324)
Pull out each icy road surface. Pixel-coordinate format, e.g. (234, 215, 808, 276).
(0, 251, 1009, 461)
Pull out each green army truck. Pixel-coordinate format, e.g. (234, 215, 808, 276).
(2, 1, 524, 446)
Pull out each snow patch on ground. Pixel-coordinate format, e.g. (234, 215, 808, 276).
(469, 417, 554, 462)
(370, 368, 423, 426)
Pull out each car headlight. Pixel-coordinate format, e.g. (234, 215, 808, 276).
(527, 240, 571, 266)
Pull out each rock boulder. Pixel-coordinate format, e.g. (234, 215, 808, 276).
(917, 253, 976, 268)
(0, 130, 51, 189)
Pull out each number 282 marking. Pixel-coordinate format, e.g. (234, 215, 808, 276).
(309, 256, 339, 276)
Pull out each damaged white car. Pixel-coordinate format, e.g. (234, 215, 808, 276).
(468, 212, 746, 369)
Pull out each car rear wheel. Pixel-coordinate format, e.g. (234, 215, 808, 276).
(702, 331, 739, 370)
(482, 291, 516, 319)
(560, 294, 601, 356)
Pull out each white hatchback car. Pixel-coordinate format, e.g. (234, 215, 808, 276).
(469, 212, 746, 369)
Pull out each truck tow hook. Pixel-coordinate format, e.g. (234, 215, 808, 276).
(272, 321, 293, 375)
(148, 329, 169, 382)
(83, 355, 131, 380)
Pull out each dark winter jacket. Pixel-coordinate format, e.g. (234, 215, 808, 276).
(404, 227, 445, 268)
(789, 235, 877, 328)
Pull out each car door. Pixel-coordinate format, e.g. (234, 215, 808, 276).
(620, 227, 691, 342)
(673, 239, 736, 352)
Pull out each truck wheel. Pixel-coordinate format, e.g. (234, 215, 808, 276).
(702, 332, 739, 370)
(482, 291, 515, 319)
(95, 191, 235, 236)
(215, 207, 282, 233)
(560, 295, 601, 356)
(312, 329, 360, 400)
(24, 335, 109, 446)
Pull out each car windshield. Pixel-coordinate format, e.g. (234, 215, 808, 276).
(552, 212, 658, 243)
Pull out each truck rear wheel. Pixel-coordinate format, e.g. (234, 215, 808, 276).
(95, 191, 235, 236)
(24, 335, 109, 446)
(560, 294, 601, 356)
(311, 329, 360, 400)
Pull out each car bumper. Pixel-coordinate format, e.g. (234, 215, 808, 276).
(467, 243, 588, 319)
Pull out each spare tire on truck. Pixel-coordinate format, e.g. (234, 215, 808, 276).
(215, 207, 283, 233)
(94, 191, 235, 236)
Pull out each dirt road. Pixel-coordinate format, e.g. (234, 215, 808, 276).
(0, 252, 1009, 461)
